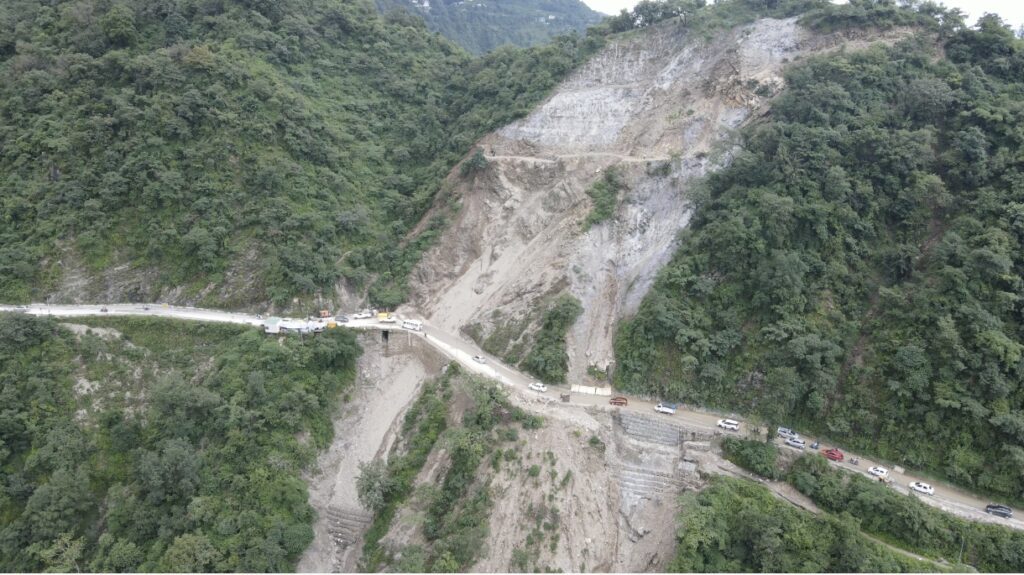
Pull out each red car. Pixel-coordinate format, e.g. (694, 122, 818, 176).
(822, 448, 844, 462)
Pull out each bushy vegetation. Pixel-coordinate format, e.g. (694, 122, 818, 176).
(721, 437, 780, 479)
(0, 0, 607, 308)
(0, 314, 359, 571)
(671, 476, 939, 572)
(376, 0, 602, 54)
(799, 0, 951, 33)
(522, 294, 583, 384)
(615, 7, 1024, 501)
(789, 455, 1024, 572)
(602, 0, 829, 37)
(583, 167, 627, 230)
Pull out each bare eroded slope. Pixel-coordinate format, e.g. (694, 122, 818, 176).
(408, 17, 909, 385)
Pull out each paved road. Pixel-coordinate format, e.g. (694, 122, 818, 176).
(2, 302, 1020, 531)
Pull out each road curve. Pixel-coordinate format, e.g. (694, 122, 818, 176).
(1, 302, 1020, 531)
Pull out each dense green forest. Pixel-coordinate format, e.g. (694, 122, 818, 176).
(0, 0, 606, 308)
(789, 454, 1024, 572)
(719, 439, 1024, 571)
(616, 6, 1024, 501)
(376, 0, 602, 54)
(671, 476, 941, 572)
(0, 314, 359, 571)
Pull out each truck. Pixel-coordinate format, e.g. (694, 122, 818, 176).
(654, 402, 677, 415)
(263, 318, 282, 334)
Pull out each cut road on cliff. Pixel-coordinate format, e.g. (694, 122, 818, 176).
(1, 302, 1020, 532)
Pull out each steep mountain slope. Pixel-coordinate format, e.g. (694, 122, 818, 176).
(0, 0, 601, 310)
(615, 12, 1024, 501)
(407, 6, 910, 387)
(376, 0, 603, 53)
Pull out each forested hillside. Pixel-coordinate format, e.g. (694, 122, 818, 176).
(616, 7, 1024, 501)
(376, 0, 603, 54)
(0, 315, 360, 571)
(672, 477, 941, 572)
(0, 0, 604, 308)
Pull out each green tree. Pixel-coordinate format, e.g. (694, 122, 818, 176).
(101, 4, 138, 47)
(356, 459, 395, 513)
(160, 534, 222, 572)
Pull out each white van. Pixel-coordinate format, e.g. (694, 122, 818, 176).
(402, 319, 423, 331)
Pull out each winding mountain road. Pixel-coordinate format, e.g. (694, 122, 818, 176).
(1, 302, 1020, 532)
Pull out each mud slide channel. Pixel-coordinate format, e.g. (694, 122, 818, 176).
(298, 331, 447, 572)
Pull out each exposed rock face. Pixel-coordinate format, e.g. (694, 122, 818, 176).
(410, 17, 821, 384)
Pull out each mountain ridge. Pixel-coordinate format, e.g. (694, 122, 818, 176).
(376, 0, 604, 53)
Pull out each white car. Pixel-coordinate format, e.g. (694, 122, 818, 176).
(528, 382, 547, 393)
(909, 481, 935, 496)
(352, 311, 372, 320)
(717, 419, 740, 431)
(472, 355, 487, 364)
(868, 466, 889, 479)
(654, 402, 677, 415)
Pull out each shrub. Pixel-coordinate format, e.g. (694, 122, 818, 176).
(721, 437, 780, 479)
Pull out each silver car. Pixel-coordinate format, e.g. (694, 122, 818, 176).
(784, 437, 806, 449)
(777, 427, 799, 440)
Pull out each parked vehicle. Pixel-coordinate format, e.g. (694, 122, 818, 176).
(849, 457, 860, 466)
(985, 504, 1013, 519)
(609, 396, 628, 407)
(352, 310, 373, 319)
(528, 382, 547, 393)
(100, 307, 108, 312)
(655, 403, 678, 415)
(472, 355, 486, 364)
(810, 441, 819, 449)
(785, 437, 806, 449)
(401, 319, 423, 331)
(777, 427, 800, 440)
(909, 481, 935, 496)
(335, 315, 349, 323)
(318, 310, 331, 318)
(822, 448, 844, 462)
(717, 418, 740, 431)
(868, 466, 889, 479)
